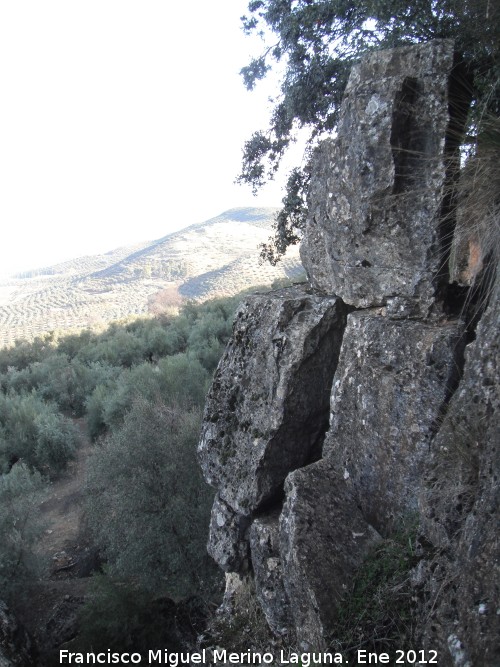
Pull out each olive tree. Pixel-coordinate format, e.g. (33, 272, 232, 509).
(0, 463, 46, 597)
(85, 398, 218, 599)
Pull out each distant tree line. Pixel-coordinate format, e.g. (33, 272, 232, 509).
(134, 259, 189, 280)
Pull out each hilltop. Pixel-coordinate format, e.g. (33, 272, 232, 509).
(0, 208, 302, 347)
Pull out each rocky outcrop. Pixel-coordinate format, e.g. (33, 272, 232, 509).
(301, 40, 454, 316)
(208, 494, 251, 572)
(199, 285, 346, 518)
(417, 269, 500, 666)
(249, 510, 291, 636)
(325, 311, 463, 533)
(199, 39, 499, 664)
(199, 285, 347, 574)
(279, 460, 381, 650)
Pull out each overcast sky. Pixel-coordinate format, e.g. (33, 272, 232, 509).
(0, 0, 299, 277)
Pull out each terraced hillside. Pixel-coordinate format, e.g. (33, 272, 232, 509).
(0, 208, 303, 347)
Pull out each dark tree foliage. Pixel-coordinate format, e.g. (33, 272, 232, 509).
(85, 399, 217, 600)
(0, 463, 46, 598)
(238, 0, 500, 261)
(260, 166, 310, 264)
(0, 393, 78, 476)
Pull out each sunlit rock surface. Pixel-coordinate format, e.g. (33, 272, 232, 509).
(198, 285, 346, 516)
(324, 310, 463, 532)
(301, 40, 454, 315)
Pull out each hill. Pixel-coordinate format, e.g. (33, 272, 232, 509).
(0, 208, 302, 347)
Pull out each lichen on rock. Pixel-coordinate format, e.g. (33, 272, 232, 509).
(300, 40, 454, 315)
(249, 510, 292, 637)
(279, 459, 381, 651)
(324, 310, 464, 533)
(418, 269, 500, 666)
(198, 284, 346, 516)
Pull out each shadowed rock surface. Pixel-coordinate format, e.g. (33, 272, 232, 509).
(280, 460, 381, 651)
(208, 494, 251, 573)
(418, 269, 500, 666)
(250, 510, 292, 636)
(324, 311, 464, 533)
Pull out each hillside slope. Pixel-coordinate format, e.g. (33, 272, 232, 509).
(0, 208, 302, 346)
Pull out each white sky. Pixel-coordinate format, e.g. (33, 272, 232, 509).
(0, 0, 300, 278)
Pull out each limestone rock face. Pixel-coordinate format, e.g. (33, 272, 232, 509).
(198, 285, 346, 515)
(418, 269, 500, 666)
(300, 40, 454, 314)
(198, 39, 498, 662)
(249, 511, 292, 636)
(324, 310, 463, 532)
(207, 494, 251, 572)
(280, 460, 381, 650)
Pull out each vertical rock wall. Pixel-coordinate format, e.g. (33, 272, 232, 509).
(418, 269, 500, 666)
(325, 312, 463, 533)
(198, 39, 499, 664)
(300, 40, 454, 316)
(199, 286, 347, 572)
(279, 460, 381, 649)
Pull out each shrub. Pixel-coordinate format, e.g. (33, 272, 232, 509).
(156, 354, 210, 407)
(86, 354, 210, 439)
(85, 398, 219, 599)
(0, 333, 56, 373)
(75, 573, 186, 655)
(2, 353, 120, 417)
(86, 383, 114, 441)
(0, 392, 79, 475)
(0, 463, 47, 598)
(33, 410, 80, 472)
(55, 329, 97, 359)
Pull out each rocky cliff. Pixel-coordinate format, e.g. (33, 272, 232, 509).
(199, 40, 499, 665)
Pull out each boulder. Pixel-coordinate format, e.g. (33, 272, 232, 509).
(249, 510, 292, 636)
(199, 285, 346, 515)
(301, 40, 455, 314)
(324, 310, 463, 533)
(280, 459, 381, 650)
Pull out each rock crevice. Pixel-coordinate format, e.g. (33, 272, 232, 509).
(198, 285, 347, 570)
